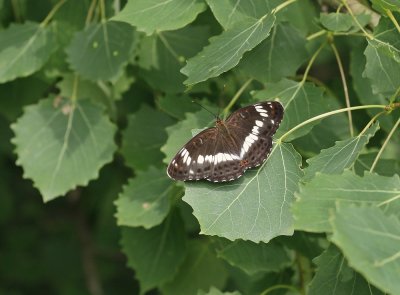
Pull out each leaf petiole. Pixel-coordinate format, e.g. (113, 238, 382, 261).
(41, 0, 66, 27)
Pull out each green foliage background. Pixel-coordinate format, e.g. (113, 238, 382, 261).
(0, 0, 399, 294)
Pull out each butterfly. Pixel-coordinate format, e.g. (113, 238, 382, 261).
(167, 101, 284, 182)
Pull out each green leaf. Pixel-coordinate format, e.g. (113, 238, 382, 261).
(157, 94, 201, 120)
(161, 109, 214, 165)
(354, 152, 400, 177)
(183, 143, 303, 242)
(0, 22, 56, 83)
(215, 238, 291, 275)
(138, 26, 210, 93)
(0, 75, 49, 121)
(115, 167, 181, 229)
(11, 98, 117, 201)
(331, 205, 400, 295)
(364, 18, 400, 97)
(308, 244, 384, 295)
(121, 105, 175, 171)
(181, 14, 276, 85)
(161, 240, 227, 295)
(293, 171, 400, 233)
(66, 21, 134, 81)
(303, 122, 379, 182)
(371, 0, 400, 13)
(319, 13, 353, 32)
(121, 209, 187, 294)
(350, 39, 394, 133)
(238, 23, 308, 83)
(205, 0, 281, 29)
(112, 0, 206, 35)
(198, 286, 241, 295)
(253, 80, 331, 141)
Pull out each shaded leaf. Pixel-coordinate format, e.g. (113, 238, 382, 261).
(11, 98, 117, 201)
(309, 244, 384, 295)
(113, 0, 206, 35)
(138, 26, 210, 93)
(121, 210, 187, 293)
(239, 23, 308, 83)
(303, 122, 379, 182)
(0, 22, 56, 83)
(181, 14, 276, 85)
(350, 39, 394, 132)
(157, 94, 201, 120)
(371, 0, 400, 13)
(364, 18, 400, 97)
(66, 21, 134, 81)
(293, 171, 400, 232)
(215, 238, 291, 275)
(183, 143, 303, 242)
(354, 152, 400, 177)
(115, 167, 182, 229)
(331, 205, 400, 295)
(121, 105, 175, 171)
(253, 79, 331, 141)
(161, 240, 227, 295)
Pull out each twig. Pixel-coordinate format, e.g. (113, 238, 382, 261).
(330, 41, 354, 137)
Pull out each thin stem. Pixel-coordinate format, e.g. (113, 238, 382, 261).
(260, 284, 301, 295)
(370, 117, 400, 173)
(41, 0, 67, 27)
(278, 105, 387, 142)
(341, 0, 373, 40)
(273, 0, 297, 14)
(71, 74, 79, 102)
(301, 41, 327, 84)
(99, 0, 106, 21)
(385, 9, 400, 34)
(330, 41, 354, 137)
(86, 0, 98, 25)
(306, 30, 326, 41)
(222, 79, 253, 119)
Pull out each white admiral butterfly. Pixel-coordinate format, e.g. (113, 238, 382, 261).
(167, 101, 284, 182)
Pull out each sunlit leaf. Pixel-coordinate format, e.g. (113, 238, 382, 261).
(184, 143, 303, 242)
(0, 22, 56, 83)
(198, 286, 241, 295)
(115, 167, 182, 229)
(66, 21, 134, 81)
(11, 98, 117, 201)
(293, 171, 400, 232)
(303, 122, 379, 181)
(331, 205, 400, 295)
(181, 14, 276, 85)
(113, 0, 206, 35)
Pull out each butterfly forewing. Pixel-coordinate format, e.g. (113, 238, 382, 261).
(167, 101, 284, 182)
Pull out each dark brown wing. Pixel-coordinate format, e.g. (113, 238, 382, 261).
(167, 101, 284, 182)
(166, 126, 246, 182)
(225, 101, 284, 168)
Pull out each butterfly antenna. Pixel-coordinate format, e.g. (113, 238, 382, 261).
(192, 100, 218, 119)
